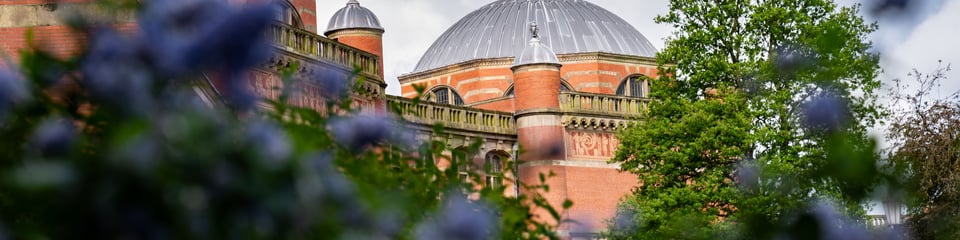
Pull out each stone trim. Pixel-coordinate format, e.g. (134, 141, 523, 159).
(399, 52, 656, 83)
(326, 28, 384, 38)
(561, 116, 631, 132)
(510, 64, 562, 73)
(519, 160, 622, 169)
(0, 3, 135, 28)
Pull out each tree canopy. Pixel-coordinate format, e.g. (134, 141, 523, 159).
(610, 0, 885, 238)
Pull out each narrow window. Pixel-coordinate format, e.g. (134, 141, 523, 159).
(485, 152, 505, 188)
(431, 87, 465, 105)
(616, 75, 646, 97)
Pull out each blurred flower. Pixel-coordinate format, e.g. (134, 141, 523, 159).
(610, 207, 640, 236)
(735, 161, 760, 191)
(310, 69, 351, 100)
(30, 117, 77, 156)
(775, 44, 814, 73)
(82, 29, 153, 115)
(140, 0, 276, 75)
(14, 162, 75, 189)
(782, 203, 872, 240)
(301, 153, 356, 202)
(801, 91, 850, 134)
(139, 0, 228, 76)
(222, 74, 258, 111)
(246, 121, 292, 170)
(415, 194, 497, 240)
(869, 0, 912, 15)
(330, 113, 405, 152)
(0, 68, 28, 121)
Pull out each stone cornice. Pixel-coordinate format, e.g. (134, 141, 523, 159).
(561, 115, 634, 132)
(398, 52, 658, 84)
(466, 96, 513, 107)
(0, 3, 136, 28)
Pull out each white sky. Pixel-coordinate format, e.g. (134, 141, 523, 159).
(314, 0, 960, 100)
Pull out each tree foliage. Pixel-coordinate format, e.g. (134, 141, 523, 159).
(610, 0, 885, 238)
(887, 62, 960, 239)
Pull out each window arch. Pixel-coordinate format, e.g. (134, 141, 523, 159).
(616, 75, 647, 97)
(276, 1, 304, 28)
(427, 86, 465, 105)
(452, 148, 473, 181)
(505, 80, 573, 97)
(484, 151, 509, 188)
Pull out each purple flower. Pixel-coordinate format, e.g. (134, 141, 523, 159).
(735, 161, 761, 191)
(30, 117, 77, 156)
(782, 203, 872, 240)
(0, 68, 29, 121)
(415, 194, 497, 240)
(310, 69, 351, 100)
(775, 44, 814, 73)
(329, 113, 403, 152)
(139, 0, 276, 75)
(81, 29, 153, 115)
(801, 91, 850, 134)
(245, 121, 292, 170)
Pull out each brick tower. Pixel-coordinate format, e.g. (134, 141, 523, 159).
(324, 0, 385, 79)
(511, 23, 569, 226)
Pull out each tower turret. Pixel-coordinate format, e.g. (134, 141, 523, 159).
(325, 0, 385, 78)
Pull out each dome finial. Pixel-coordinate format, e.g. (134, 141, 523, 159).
(347, 0, 359, 6)
(530, 22, 539, 39)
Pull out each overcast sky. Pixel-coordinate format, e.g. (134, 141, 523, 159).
(314, 0, 960, 98)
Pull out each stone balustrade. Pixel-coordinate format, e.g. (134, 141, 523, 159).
(270, 23, 379, 77)
(559, 92, 648, 117)
(386, 96, 517, 135)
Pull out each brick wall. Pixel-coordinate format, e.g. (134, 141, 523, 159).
(290, 0, 317, 33)
(399, 57, 658, 106)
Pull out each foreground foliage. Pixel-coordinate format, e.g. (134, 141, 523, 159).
(0, 1, 563, 239)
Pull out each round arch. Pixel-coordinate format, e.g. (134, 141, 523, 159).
(277, 0, 305, 29)
(483, 150, 510, 187)
(616, 74, 649, 97)
(423, 85, 465, 105)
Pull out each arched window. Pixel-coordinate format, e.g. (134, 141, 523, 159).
(276, 1, 304, 28)
(429, 86, 465, 105)
(485, 151, 507, 187)
(452, 148, 471, 181)
(616, 75, 646, 97)
(505, 81, 572, 97)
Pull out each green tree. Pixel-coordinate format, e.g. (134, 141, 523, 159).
(887, 62, 960, 240)
(609, 0, 884, 238)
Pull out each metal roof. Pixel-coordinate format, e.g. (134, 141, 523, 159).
(412, 0, 658, 73)
(325, 0, 384, 36)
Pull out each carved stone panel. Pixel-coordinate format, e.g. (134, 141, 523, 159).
(566, 130, 620, 159)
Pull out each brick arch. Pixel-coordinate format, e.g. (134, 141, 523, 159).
(422, 85, 465, 105)
(277, 0, 305, 29)
(615, 74, 650, 97)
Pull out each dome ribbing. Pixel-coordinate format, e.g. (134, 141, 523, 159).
(413, 0, 657, 72)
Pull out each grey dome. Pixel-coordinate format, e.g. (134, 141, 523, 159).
(325, 0, 383, 36)
(513, 24, 560, 67)
(413, 0, 658, 72)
